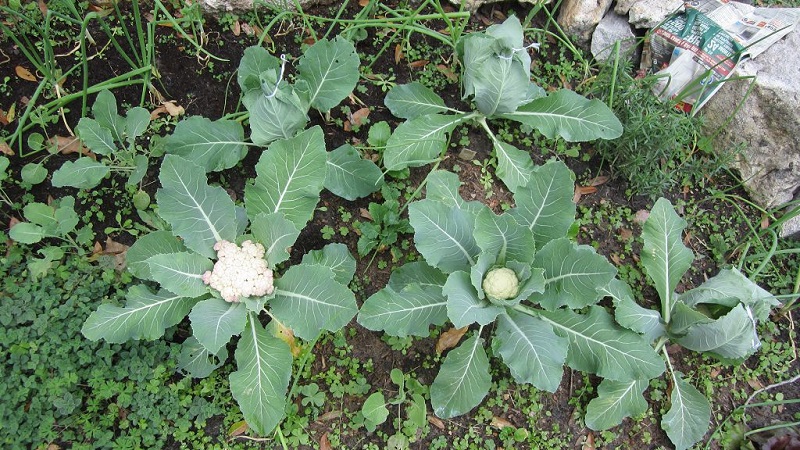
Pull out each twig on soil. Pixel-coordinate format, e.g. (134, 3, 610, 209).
(744, 372, 800, 408)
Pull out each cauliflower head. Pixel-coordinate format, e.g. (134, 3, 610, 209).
(202, 240, 275, 303)
(482, 267, 519, 300)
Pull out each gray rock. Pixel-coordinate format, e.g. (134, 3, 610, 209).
(557, 0, 614, 46)
(781, 214, 800, 239)
(197, 0, 314, 13)
(629, 0, 683, 28)
(448, 0, 550, 10)
(701, 29, 800, 234)
(615, 0, 639, 15)
(590, 10, 636, 62)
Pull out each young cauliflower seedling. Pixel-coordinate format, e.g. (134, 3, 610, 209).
(202, 240, 275, 302)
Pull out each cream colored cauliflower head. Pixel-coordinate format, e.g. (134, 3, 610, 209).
(482, 267, 519, 300)
(202, 240, 274, 303)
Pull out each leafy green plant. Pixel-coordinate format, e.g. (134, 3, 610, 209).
(380, 16, 622, 193)
(584, 198, 780, 450)
(358, 162, 666, 421)
(82, 126, 359, 437)
(359, 369, 428, 445)
(356, 184, 413, 257)
(50, 90, 153, 192)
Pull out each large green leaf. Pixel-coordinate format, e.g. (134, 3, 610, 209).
(409, 199, 479, 274)
(126, 231, 188, 280)
(76, 118, 116, 155)
(22, 202, 57, 229)
(463, 37, 530, 116)
(510, 161, 576, 248)
(473, 208, 535, 265)
(641, 198, 694, 320)
(229, 315, 292, 436)
(532, 239, 617, 310)
(189, 297, 247, 354)
(387, 261, 448, 292)
(600, 278, 665, 342)
(678, 268, 779, 321)
(82, 285, 196, 343)
(539, 306, 665, 381)
(125, 106, 150, 142)
(662, 371, 711, 450)
(51, 158, 110, 189)
(300, 243, 356, 286)
(358, 284, 448, 337)
(498, 89, 623, 141)
(296, 36, 360, 111)
(585, 379, 649, 430)
(674, 304, 761, 360)
(156, 155, 238, 258)
(237, 45, 281, 94)
(444, 271, 504, 328)
(250, 212, 300, 267)
(177, 335, 228, 378)
(91, 89, 125, 141)
(165, 116, 247, 172)
(383, 113, 468, 171)
(385, 82, 450, 119)
(146, 252, 212, 298)
(494, 141, 536, 193)
(271, 264, 357, 340)
(324, 144, 383, 200)
(430, 333, 491, 419)
(8, 222, 44, 244)
(494, 310, 567, 392)
(247, 84, 309, 146)
(245, 126, 327, 230)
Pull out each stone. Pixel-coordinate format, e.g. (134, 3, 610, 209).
(614, 0, 639, 15)
(197, 0, 316, 13)
(557, 0, 614, 46)
(629, 0, 683, 28)
(449, 0, 550, 10)
(701, 29, 800, 235)
(590, 10, 636, 62)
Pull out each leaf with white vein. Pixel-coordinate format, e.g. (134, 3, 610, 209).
(409, 199, 479, 274)
(82, 285, 196, 343)
(444, 271, 504, 328)
(177, 335, 229, 378)
(510, 160, 576, 248)
(324, 144, 383, 200)
(383, 113, 468, 171)
(493, 310, 567, 392)
(539, 306, 665, 381)
(296, 36, 360, 111)
(245, 126, 327, 230)
(301, 243, 356, 286)
(385, 82, 450, 119)
(473, 207, 535, 265)
(358, 283, 448, 337)
(146, 252, 212, 299)
(156, 155, 238, 258)
(189, 297, 247, 354)
(126, 231, 187, 280)
(165, 116, 247, 172)
(585, 379, 649, 430)
(662, 371, 711, 450)
(494, 141, 535, 193)
(271, 264, 358, 340)
(430, 333, 491, 418)
(250, 212, 300, 267)
(229, 314, 292, 436)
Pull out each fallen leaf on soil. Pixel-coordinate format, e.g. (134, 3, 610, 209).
(583, 432, 596, 450)
(436, 64, 458, 82)
(38, 0, 48, 15)
(428, 415, 445, 430)
(395, 43, 403, 64)
(317, 410, 342, 422)
(683, 231, 692, 246)
(490, 416, 514, 430)
(231, 20, 241, 36)
(359, 208, 372, 220)
(436, 326, 468, 354)
(0, 107, 10, 126)
(408, 60, 429, 69)
(227, 420, 249, 437)
(610, 254, 622, 265)
(9, 217, 21, 229)
(349, 107, 370, 127)
(618, 228, 633, 241)
(0, 140, 13, 156)
(90, 238, 129, 272)
(573, 185, 597, 203)
(241, 22, 254, 36)
(359, 0, 370, 5)
(15, 66, 37, 82)
(48, 135, 93, 158)
(6, 103, 15, 122)
(319, 433, 332, 450)
(761, 215, 770, 229)
(303, 36, 316, 45)
(588, 175, 609, 187)
(747, 378, 764, 391)
(634, 209, 650, 224)
(46, 444, 59, 450)
(150, 101, 185, 119)
(492, 10, 507, 20)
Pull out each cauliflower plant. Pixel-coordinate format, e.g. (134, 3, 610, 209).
(482, 267, 519, 300)
(202, 240, 275, 302)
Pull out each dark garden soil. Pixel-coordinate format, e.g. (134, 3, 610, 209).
(2, 1, 799, 449)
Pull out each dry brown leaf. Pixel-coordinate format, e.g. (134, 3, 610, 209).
(46, 444, 60, 450)
(317, 410, 342, 422)
(319, 433, 332, 450)
(610, 254, 622, 265)
(490, 416, 514, 430)
(227, 420, 249, 437)
(436, 326, 468, 354)
(15, 66, 37, 82)
(358, 0, 370, 5)
(634, 209, 650, 225)
(583, 432, 596, 450)
(477, 13, 492, 26)
(9, 217, 21, 229)
(436, 64, 458, 82)
(49, 135, 93, 158)
(0, 140, 13, 156)
(303, 36, 316, 45)
(760, 215, 770, 230)
(104, 237, 129, 255)
(394, 43, 403, 64)
(241, 22, 254, 36)
(408, 60, 429, 69)
(0, 108, 9, 126)
(231, 20, 241, 36)
(350, 107, 370, 127)
(588, 175, 609, 187)
(618, 228, 633, 241)
(360, 208, 372, 220)
(492, 10, 507, 20)
(428, 415, 445, 430)
(38, 0, 48, 15)
(6, 103, 15, 123)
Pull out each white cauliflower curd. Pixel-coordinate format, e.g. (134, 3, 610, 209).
(482, 267, 519, 300)
(202, 240, 275, 302)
